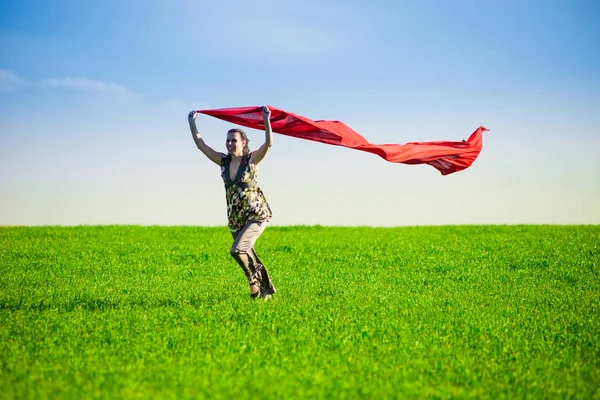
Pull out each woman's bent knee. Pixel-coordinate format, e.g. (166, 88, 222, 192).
(230, 245, 247, 257)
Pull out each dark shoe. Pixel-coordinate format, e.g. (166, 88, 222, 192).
(261, 287, 276, 298)
(255, 264, 276, 298)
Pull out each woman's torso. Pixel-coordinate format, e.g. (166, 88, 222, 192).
(221, 154, 272, 232)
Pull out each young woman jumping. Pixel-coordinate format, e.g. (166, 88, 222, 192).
(188, 106, 276, 300)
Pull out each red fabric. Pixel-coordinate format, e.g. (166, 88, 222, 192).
(198, 105, 487, 175)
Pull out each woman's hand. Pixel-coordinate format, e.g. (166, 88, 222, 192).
(262, 106, 271, 121)
(188, 110, 198, 123)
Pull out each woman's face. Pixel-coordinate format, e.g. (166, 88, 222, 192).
(226, 131, 245, 156)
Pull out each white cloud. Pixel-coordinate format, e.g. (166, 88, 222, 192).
(43, 77, 138, 99)
(0, 69, 27, 92)
(1, 70, 139, 100)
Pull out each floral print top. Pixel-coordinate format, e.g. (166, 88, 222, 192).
(221, 154, 272, 233)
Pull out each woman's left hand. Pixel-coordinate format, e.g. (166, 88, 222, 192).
(262, 106, 271, 121)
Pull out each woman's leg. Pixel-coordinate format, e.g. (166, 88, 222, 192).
(249, 248, 276, 297)
(230, 221, 267, 298)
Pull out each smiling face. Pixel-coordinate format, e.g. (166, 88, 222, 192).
(226, 130, 246, 156)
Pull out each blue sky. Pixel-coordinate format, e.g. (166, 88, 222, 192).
(1, 0, 599, 226)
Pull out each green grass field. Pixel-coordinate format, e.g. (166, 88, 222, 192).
(1, 225, 599, 399)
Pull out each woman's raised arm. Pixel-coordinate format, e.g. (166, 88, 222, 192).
(251, 106, 273, 165)
(188, 111, 223, 165)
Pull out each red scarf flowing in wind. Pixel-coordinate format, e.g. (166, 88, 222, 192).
(198, 105, 487, 175)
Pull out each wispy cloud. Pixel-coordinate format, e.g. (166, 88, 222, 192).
(0, 69, 139, 100)
(43, 77, 138, 99)
(0, 69, 27, 92)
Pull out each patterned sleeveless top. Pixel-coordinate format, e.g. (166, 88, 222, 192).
(221, 154, 272, 233)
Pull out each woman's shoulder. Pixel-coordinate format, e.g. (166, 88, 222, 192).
(248, 152, 261, 165)
(220, 153, 231, 166)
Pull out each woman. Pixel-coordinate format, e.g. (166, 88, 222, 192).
(188, 106, 276, 300)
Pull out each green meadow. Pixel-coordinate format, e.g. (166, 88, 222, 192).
(1, 225, 599, 399)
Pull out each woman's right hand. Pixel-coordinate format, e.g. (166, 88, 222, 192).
(188, 110, 198, 123)
(262, 106, 271, 121)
